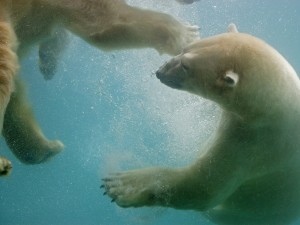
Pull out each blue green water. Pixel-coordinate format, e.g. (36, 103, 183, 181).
(1, 0, 300, 224)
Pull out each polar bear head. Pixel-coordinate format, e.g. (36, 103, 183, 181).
(156, 24, 299, 120)
(156, 31, 244, 111)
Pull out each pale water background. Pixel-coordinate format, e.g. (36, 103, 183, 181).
(1, 0, 300, 225)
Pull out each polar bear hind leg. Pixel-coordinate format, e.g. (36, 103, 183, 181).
(38, 27, 69, 80)
(2, 78, 64, 164)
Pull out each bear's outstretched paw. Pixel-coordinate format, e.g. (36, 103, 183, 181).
(15, 139, 64, 165)
(38, 28, 69, 80)
(161, 22, 200, 55)
(33, 139, 64, 164)
(39, 140, 64, 163)
(182, 24, 200, 45)
(38, 55, 57, 80)
(0, 157, 12, 176)
(102, 168, 180, 208)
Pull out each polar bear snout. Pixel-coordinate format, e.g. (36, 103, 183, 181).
(156, 56, 186, 89)
(156, 69, 184, 89)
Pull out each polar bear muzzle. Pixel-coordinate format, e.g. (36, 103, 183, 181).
(156, 55, 187, 89)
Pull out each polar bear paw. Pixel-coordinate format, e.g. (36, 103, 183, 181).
(102, 167, 181, 208)
(38, 28, 69, 80)
(159, 21, 200, 55)
(13, 139, 64, 165)
(40, 140, 64, 163)
(0, 157, 12, 176)
(30, 139, 64, 164)
(176, 23, 200, 52)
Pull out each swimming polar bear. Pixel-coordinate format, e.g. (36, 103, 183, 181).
(102, 24, 300, 225)
(0, 0, 199, 176)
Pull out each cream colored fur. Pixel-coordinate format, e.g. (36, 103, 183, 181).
(103, 24, 300, 225)
(0, 0, 199, 175)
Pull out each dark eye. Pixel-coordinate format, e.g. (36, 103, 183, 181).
(181, 60, 189, 71)
(224, 76, 235, 86)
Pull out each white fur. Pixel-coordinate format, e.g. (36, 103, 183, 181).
(104, 26, 300, 225)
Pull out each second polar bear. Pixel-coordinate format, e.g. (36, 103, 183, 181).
(103, 24, 300, 225)
(0, 0, 199, 175)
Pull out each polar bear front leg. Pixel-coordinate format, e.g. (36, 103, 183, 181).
(103, 165, 241, 211)
(65, 1, 199, 55)
(103, 141, 246, 211)
(90, 5, 199, 55)
(0, 156, 12, 176)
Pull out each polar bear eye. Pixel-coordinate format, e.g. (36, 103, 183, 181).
(224, 76, 235, 85)
(223, 71, 239, 87)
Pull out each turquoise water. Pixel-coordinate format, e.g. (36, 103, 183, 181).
(1, 0, 300, 224)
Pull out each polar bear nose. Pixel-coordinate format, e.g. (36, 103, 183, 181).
(156, 68, 164, 79)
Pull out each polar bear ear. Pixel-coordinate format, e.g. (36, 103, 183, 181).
(227, 23, 239, 33)
(223, 71, 239, 87)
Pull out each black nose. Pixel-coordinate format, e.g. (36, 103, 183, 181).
(156, 69, 163, 79)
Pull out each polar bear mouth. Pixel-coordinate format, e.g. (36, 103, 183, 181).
(156, 70, 183, 89)
(160, 79, 183, 89)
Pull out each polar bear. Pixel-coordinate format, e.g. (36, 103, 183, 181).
(102, 24, 300, 225)
(0, 0, 199, 176)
